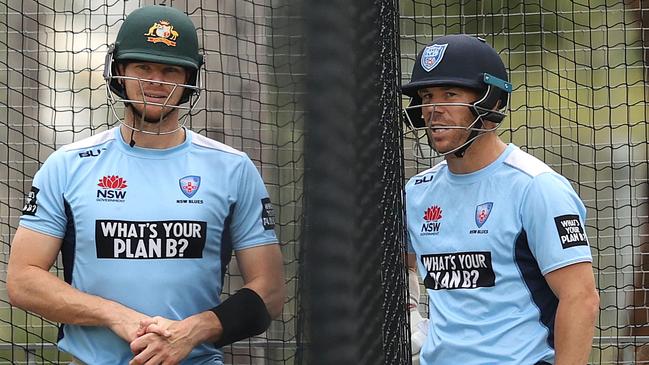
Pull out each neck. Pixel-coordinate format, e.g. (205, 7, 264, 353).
(119, 124, 186, 149)
(121, 107, 185, 149)
(445, 132, 507, 174)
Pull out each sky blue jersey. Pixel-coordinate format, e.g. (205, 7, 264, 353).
(19, 127, 278, 364)
(405, 144, 592, 365)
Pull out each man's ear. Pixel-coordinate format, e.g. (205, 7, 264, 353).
(115, 63, 126, 85)
(117, 62, 134, 77)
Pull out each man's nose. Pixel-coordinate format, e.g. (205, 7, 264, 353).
(422, 106, 443, 123)
(145, 77, 164, 85)
(421, 103, 435, 115)
(144, 70, 166, 84)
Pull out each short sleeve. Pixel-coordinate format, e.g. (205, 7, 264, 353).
(19, 150, 68, 238)
(229, 156, 278, 250)
(521, 172, 592, 275)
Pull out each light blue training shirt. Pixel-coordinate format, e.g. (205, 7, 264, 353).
(406, 144, 592, 365)
(20, 127, 278, 364)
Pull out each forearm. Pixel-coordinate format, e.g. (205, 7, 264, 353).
(8, 265, 144, 336)
(243, 281, 285, 319)
(184, 311, 222, 344)
(553, 292, 598, 365)
(237, 250, 286, 319)
(138, 293, 265, 349)
(186, 282, 281, 347)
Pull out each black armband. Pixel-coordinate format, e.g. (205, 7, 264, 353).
(211, 288, 271, 348)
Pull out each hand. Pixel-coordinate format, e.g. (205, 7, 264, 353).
(108, 310, 154, 343)
(136, 316, 173, 338)
(129, 316, 196, 365)
(410, 309, 429, 365)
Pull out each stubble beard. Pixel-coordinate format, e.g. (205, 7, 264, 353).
(128, 103, 177, 125)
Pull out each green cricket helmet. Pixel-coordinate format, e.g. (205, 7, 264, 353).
(104, 5, 204, 104)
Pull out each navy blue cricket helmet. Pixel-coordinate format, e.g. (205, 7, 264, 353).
(402, 34, 511, 128)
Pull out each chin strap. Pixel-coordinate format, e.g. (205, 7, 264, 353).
(453, 118, 484, 158)
(452, 129, 478, 158)
(129, 128, 136, 147)
(452, 81, 507, 158)
(127, 103, 141, 147)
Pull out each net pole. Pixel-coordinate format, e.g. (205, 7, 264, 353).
(302, 0, 387, 362)
(355, 0, 386, 362)
(302, 0, 358, 361)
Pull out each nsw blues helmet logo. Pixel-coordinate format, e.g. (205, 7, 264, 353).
(475, 202, 493, 228)
(421, 43, 448, 72)
(179, 175, 201, 198)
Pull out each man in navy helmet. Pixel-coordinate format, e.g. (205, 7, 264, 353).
(7, 5, 285, 365)
(402, 34, 598, 364)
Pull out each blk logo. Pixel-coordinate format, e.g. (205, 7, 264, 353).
(414, 175, 433, 185)
(97, 175, 127, 202)
(78, 149, 102, 158)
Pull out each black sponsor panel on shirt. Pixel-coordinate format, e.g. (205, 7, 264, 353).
(261, 197, 275, 230)
(95, 220, 207, 259)
(554, 214, 588, 249)
(22, 186, 40, 216)
(421, 251, 495, 290)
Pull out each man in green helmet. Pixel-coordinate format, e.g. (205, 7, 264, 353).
(7, 5, 286, 364)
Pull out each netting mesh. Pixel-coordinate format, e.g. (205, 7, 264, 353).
(399, 1, 649, 364)
(3, 0, 648, 363)
(377, 1, 411, 363)
(0, 0, 303, 363)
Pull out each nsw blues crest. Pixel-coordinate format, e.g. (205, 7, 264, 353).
(179, 175, 201, 198)
(421, 44, 448, 72)
(475, 202, 493, 228)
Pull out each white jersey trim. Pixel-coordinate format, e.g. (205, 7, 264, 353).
(190, 131, 246, 157)
(61, 129, 115, 152)
(503, 147, 553, 178)
(412, 160, 446, 179)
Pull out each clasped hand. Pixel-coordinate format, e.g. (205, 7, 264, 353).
(128, 316, 195, 365)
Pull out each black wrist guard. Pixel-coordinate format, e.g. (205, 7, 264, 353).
(211, 288, 272, 348)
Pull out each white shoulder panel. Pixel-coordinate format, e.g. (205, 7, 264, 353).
(504, 148, 554, 178)
(413, 160, 447, 178)
(190, 131, 246, 157)
(61, 129, 115, 152)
